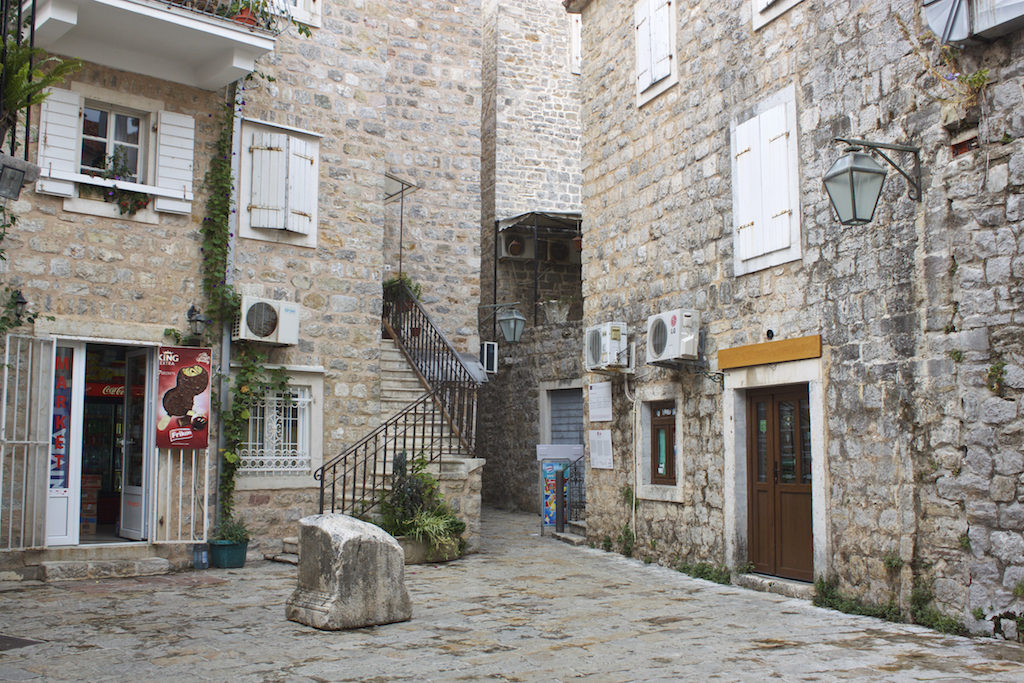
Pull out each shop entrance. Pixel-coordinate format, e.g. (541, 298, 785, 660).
(47, 342, 156, 546)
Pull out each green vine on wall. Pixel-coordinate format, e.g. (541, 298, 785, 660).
(200, 97, 241, 328)
(895, 13, 990, 113)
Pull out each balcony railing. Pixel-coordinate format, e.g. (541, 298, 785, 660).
(153, 0, 290, 36)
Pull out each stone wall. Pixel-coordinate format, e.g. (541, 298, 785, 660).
(478, 0, 584, 511)
(569, 0, 1024, 632)
(383, 0, 483, 351)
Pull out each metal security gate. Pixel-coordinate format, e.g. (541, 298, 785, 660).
(152, 447, 210, 544)
(1, 335, 54, 550)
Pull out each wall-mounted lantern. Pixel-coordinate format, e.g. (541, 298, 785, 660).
(480, 302, 526, 344)
(823, 138, 922, 226)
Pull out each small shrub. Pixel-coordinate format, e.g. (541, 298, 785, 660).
(678, 562, 731, 585)
(948, 349, 963, 363)
(601, 536, 612, 552)
(214, 517, 250, 543)
(883, 553, 904, 571)
(617, 523, 635, 557)
(958, 534, 971, 551)
(379, 451, 464, 556)
(1013, 580, 1024, 599)
(643, 556, 653, 564)
(814, 577, 900, 622)
(735, 561, 755, 574)
(986, 361, 1006, 394)
(620, 485, 635, 509)
(911, 577, 966, 635)
(971, 607, 985, 621)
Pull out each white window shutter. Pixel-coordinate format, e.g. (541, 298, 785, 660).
(650, 0, 672, 84)
(286, 137, 317, 235)
(153, 110, 195, 214)
(635, 0, 653, 92)
(732, 115, 762, 263)
(758, 103, 794, 256)
(36, 88, 81, 197)
(248, 131, 287, 229)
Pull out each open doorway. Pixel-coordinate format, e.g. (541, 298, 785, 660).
(48, 343, 155, 546)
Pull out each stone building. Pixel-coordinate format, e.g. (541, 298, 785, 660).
(477, 0, 586, 513)
(0, 0, 485, 577)
(563, 0, 1024, 634)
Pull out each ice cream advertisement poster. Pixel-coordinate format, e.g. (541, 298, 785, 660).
(156, 347, 212, 449)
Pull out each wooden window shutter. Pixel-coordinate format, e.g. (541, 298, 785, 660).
(248, 131, 287, 229)
(36, 88, 81, 197)
(650, 0, 672, 83)
(286, 136, 317, 235)
(757, 103, 794, 257)
(635, 0, 653, 92)
(732, 114, 762, 263)
(153, 110, 195, 214)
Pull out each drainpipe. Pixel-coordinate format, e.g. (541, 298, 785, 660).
(213, 81, 242, 533)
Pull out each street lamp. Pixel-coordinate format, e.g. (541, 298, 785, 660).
(495, 307, 526, 343)
(185, 304, 209, 346)
(13, 290, 27, 319)
(823, 138, 922, 226)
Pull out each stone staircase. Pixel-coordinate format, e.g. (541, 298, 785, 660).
(267, 337, 482, 564)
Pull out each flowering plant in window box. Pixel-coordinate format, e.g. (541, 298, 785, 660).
(96, 148, 151, 216)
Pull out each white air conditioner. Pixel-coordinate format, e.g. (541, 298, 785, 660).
(646, 309, 700, 365)
(480, 341, 498, 374)
(584, 322, 629, 371)
(498, 234, 535, 261)
(924, 0, 1024, 42)
(232, 297, 300, 345)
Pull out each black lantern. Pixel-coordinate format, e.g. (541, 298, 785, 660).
(823, 138, 922, 226)
(185, 304, 208, 345)
(13, 290, 27, 318)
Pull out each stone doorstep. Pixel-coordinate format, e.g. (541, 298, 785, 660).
(38, 557, 171, 582)
(734, 572, 815, 600)
(549, 530, 587, 546)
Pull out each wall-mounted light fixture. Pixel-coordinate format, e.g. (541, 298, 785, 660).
(480, 302, 526, 343)
(185, 304, 209, 346)
(0, 153, 40, 200)
(823, 138, 922, 226)
(13, 289, 27, 319)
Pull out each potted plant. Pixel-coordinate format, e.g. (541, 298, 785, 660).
(209, 517, 251, 568)
(540, 295, 575, 324)
(377, 451, 465, 563)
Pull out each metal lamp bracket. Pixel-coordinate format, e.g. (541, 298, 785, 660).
(834, 137, 922, 201)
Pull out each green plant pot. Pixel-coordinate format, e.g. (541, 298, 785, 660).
(209, 540, 248, 568)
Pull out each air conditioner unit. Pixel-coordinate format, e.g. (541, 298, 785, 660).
(232, 297, 300, 345)
(584, 322, 629, 371)
(646, 309, 700, 365)
(545, 239, 582, 265)
(924, 0, 1024, 42)
(498, 234, 535, 261)
(480, 341, 498, 374)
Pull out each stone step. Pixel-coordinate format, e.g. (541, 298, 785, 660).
(39, 557, 171, 582)
(265, 552, 299, 565)
(283, 536, 298, 555)
(550, 531, 587, 546)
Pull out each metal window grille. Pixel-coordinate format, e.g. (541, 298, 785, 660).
(238, 387, 311, 475)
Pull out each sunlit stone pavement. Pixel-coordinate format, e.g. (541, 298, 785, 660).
(1, 509, 1022, 681)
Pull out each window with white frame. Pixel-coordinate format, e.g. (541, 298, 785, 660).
(752, 0, 806, 31)
(729, 85, 802, 276)
(237, 386, 313, 475)
(238, 119, 321, 248)
(36, 87, 195, 217)
(283, 0, 320, 28)
(634, 0, 677, 107)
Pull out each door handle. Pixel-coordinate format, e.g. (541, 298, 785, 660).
(774, 462, 779, 484)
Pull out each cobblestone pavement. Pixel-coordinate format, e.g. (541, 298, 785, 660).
(1, 509, 1023, 682)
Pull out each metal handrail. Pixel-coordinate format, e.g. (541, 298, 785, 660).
(383, 282, 481, 452)
(155, 0, 290, 36)
(315, 390, 458, 515)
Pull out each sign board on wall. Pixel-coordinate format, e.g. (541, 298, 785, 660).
(156, 347, 212, 449)
(536, 444, 584, 461)
(50, 347, 73, 490)
(589, 429, 613, 469)
(588, 381, 613, 422)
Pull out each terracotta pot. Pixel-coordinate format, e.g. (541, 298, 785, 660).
(232, 7, 258, 26)
(507, 239, 523, 256)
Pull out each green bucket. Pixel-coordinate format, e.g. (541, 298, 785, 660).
(209, 540, 248, 568)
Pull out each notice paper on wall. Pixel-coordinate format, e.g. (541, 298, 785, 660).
(589, 429, 613, 469)
(588, 381, 613, 422)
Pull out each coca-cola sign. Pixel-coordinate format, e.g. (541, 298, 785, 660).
(84, 382, 144, 398)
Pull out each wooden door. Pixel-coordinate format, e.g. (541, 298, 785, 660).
(747, 385, 812, 581)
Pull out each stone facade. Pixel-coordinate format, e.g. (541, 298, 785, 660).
(565, 0, 1024, 633)
(478, 0, 585, 510)
(2, 1, 485, 564)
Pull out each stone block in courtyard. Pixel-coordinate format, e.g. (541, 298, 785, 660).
(286, 514, 412, 630)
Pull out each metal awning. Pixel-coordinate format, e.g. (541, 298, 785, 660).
(497, 211, 582, 235)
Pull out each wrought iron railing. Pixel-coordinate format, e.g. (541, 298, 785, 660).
(315, 281, 482, 515)
(382, 282, 479, 452)
(156, 0, 290, 36)
(316, 391, 463, 515)
(567, 455, 585, 523)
